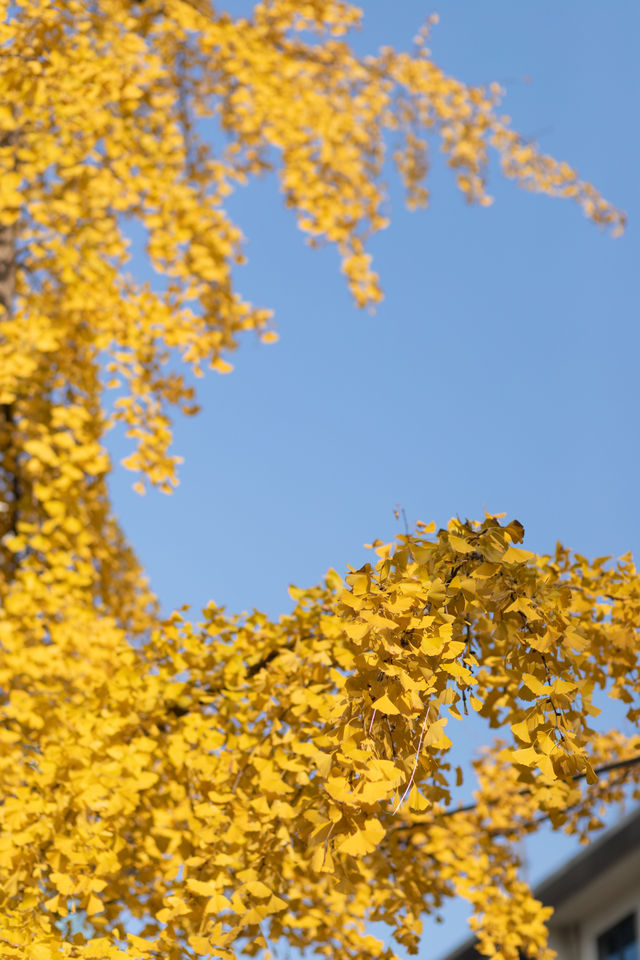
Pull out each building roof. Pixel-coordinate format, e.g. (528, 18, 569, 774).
(439, 806, 640, 960)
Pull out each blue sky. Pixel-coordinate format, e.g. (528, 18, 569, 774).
(107, 3, 639, 956)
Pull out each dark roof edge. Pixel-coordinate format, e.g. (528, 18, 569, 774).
(535, 806, 640, 905)
(438, 805, 640, 960)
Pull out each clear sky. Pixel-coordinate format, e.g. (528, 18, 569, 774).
(107, 3, 640, 957)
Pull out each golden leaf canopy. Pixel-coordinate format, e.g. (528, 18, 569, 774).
(0, 1, 634, 958)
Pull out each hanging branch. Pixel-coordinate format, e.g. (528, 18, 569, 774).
(0, 130, 20, 554)
(389, 753, 640, 835)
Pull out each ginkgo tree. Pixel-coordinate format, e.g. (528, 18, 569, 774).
(0, 1, 637, 959)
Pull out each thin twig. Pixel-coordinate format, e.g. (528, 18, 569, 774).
(400, 753, 640, 824)
(393, 711, 429, 814)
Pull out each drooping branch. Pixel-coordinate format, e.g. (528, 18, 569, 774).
(0, 130, 20, 557)
(390, 753, 640, 832)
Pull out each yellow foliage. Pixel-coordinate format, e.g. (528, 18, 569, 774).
(0, 2, 634, 960)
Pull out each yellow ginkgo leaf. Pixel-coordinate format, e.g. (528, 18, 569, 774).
(371, 693, 401, 715)
(189, 935, 215, 955)
(187, 878, 219, 897)
(244, 880, 272, 899)
(336, 817, 385, 857)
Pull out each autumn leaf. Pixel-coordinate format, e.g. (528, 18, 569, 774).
(337, 817, 386, 856)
